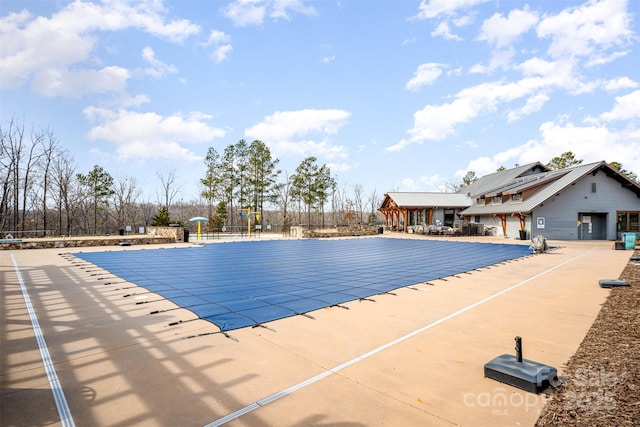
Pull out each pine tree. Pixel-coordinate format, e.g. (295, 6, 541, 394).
(151, 206, 171, 226)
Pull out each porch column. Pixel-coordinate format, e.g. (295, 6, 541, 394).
(495, 214, 507, 237)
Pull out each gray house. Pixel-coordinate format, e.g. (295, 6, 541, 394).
(460, 161, 640, 240)
(380, 161, 640, 240)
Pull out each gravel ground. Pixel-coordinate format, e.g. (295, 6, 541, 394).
(535, 250, 640, 426)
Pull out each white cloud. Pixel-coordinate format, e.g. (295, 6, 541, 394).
(83, 107, 226, 161)
(321, 55, 336, 64)
(206, 29, 231, 45)
(599, 90, 640, 122)
(31, 66, 131, 98)
(537, 0, 632, 62)
(212, 45, 233, 63)
(224, 0, 316, 27)
(585, 50, 629, 68)
(414, 0, 489, 20)
(223, 0, 266, 26)
(507, 93, 549, 122)
(478, 7, 538, 48)
(431, 21, 462, 40)
(487, 47, 516, 71)
(140, 47, 178, 79)
(604, 77, 638, 92)
(394, 174, 447, 191)
(475, 6, 538, 72)
(204, 30, 233, 63)
(461, 119, 640, 179)
(327, 161, 352, 173)
(270, 0, 317, 20)
(0, 1, 199, 95)
(419, 174, 448, 188)
(452, 14, 474, 27)
(397, 177, 421, 191)
(394, 44, 624, 149)
(392, 78, 548, 149)
(116, 93, 151, 108)
(406, 63, 445, 91)
(468, 63, 488, 74)
(244, 109, 351, 159)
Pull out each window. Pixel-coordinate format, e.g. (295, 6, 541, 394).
(617, 211, 639, 232)
(444, 209, 455, 227)
(592, 182, 597, 193)
(511, 193, 522, 201)
(492, 196, 502, 203)
(476, 197, 485, 205)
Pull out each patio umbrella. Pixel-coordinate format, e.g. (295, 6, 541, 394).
(189, 216, 208, 240)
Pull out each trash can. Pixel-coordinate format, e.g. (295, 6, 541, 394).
(378, 227, 384, 234)
(519, 230, 528, 240)
(183, 228, 190, 242)
(118, 228, 124, 236)
(623, 233, 636, 249)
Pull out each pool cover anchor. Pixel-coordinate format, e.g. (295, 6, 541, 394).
(296, 312, 315, 320)
(184, 330, 239, 342)
(252, 324, 276, 332)
(484, 336, 559, 394)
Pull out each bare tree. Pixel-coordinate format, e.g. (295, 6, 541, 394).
(1, 117, 27, 233)
(275, 170, 293, 223)
(0, 120, 14, 231)
(333, 182, 349, 225)
(156, 169, 180, 219)
(37, 129, 58, 236)
(353, 184, 364, 223)
(51, 150, 76, 235)
(20, 129, 44, 234)
(366, 188, 379, 223)
(112, 176, 142, 230)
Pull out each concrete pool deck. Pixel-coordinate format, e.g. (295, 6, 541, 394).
(0, 234, 631, 426)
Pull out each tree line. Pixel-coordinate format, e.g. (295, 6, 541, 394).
(1, 117, 381, 238)
(6, 115, 636, 239)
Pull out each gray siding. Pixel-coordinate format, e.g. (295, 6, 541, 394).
(472, 216, 531, 239)
(531, 171, 640, 240)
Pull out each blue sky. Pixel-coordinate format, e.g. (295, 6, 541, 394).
(2, 0, 639, 202)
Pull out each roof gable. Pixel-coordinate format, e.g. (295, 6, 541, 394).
(459, 162, 550, 196)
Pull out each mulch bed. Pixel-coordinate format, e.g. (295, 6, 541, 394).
(535, 250, 640, 426)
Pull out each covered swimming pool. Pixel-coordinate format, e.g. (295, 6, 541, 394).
(74, 238, 533, 331)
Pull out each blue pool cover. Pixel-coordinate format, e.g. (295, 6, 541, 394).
(74, 238, 533, 331)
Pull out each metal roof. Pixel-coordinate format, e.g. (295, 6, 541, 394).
(383, 192, 471, 208)
(482, 169, 570, 197)
(458, 162, 549, 197)
(460, 161, 640, 216)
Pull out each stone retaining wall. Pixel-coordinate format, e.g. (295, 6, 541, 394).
(291, 225, 381, 238)
(147, 226, 187, 242)
(1, 236, 176, 250)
